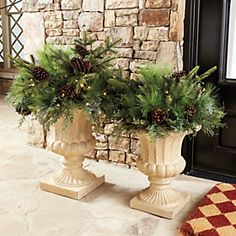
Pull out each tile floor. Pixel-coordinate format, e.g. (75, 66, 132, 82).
(0, 97, 218, 236)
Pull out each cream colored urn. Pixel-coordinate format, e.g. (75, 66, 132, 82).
(130, 131, 190, 219)
(39, 110, 104, 200)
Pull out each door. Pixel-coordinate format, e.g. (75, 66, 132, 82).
(184, 0, 236, 181)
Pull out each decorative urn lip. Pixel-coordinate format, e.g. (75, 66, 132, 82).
(136, 125, 202, 140)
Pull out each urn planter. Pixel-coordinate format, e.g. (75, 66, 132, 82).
(130, 131, 190, 219)
(39, 110, 105, 200)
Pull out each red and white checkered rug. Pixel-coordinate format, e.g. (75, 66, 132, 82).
(180, 183, 236, 236)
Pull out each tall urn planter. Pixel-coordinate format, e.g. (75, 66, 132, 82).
(39, 110, 105, 200)
(130, 131, 190, 219)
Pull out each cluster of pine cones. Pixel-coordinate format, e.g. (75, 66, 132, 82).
(71, 44, 91, 73)
(148, 105, 197, 125)
(70, 57, 91, 73)
(185, 105, 197, 121)
(15, 105, 31, 116)
(170, 71, 186, 83)
(148, 108, 167, 124)
(60, 85, 79, 100)
(32, 66, 49, 81)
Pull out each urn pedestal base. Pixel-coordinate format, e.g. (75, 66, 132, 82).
(131, 131, 192, 219)
(130, 188, 190, 219)
(39, 174, 105, 200)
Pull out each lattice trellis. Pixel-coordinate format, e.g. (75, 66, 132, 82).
(7, 0, 24, 59)
(0, 16, 3, 63)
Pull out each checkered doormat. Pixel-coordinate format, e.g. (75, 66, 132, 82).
(180, 183, 236, 236)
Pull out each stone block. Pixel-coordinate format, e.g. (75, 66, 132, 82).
(145, 0, 171, 8)
(63, 11, 81, 21)
(61, 0, 82, 10)
(96, 32, 106, 40)
(129, 59, 149, 72)
(133, 40, 141, 50)
(96, 141, 108, 149)
(156, 41, 177, 66)
(169, 0, 186, 41)
(63, 29, 80, 36)
(92, 41, 104, 50)
(141, 41, 159, 51)
(44, 11, 62, 21)
(109, 151, 126, 163)
(45, 20, 63, 29)
(106, 0, 139, 9)
(83, 0, 104, 12)
(46, 36, 78, 45)
(105, 27, 133, 47)
(78, 12, 103, 31)
(134, 26, 148, 40)
(147, 27, 169, 41)
(134, 50, 157, 60)
(109, 136, 129, 152)
(104, 10, 115, 27)
(139, 9, 170, 26)
(64, 20, 78, 29)
(46, 28, 63, 37)
(22, 0, 61, 12)
(117, 48, 133, 58)
(126, 153, 139, 166)
(22, 0, 51, 12)
(96, 150, 109, 160)
(116, 14, 138, 26)
(93, 133, 108, 142)
(38, 0, 53, 3)
(104, 124, 114, 135)
(115, 9, 139, 16)
(112, 58, 130, 70)
(171, 0, 181, 11)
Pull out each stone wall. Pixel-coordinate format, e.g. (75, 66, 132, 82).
(21, 0, 186, 166)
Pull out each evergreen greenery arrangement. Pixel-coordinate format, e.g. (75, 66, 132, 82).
(7, 33, 122, 129)
(109, 64, 225, 139)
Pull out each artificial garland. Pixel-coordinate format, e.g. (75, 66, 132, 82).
(7, 33, 122, 129)
(108, 64, 225, 138)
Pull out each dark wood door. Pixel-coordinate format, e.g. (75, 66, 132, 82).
(184, 0, 236, 181)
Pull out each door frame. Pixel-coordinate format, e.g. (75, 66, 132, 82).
(183, 0, 236, 182)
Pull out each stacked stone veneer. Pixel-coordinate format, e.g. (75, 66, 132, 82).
(22, 0, 185, 166)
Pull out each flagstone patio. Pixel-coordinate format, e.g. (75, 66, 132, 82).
(0, 97, 217, 236)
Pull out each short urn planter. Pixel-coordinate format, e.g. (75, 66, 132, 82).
(130, 131, 190, 219)
(39, 110, 105, 200)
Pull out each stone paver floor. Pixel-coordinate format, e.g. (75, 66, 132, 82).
(0, 98, 217, 236)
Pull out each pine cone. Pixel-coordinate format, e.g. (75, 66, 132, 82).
(148, 108, 167, 124)
(84, 60, 92, 73)
(75, 44, 89, 58)
(16, 106, 31, 116)
(185, 105, 197, 120)
(70, 57, 91, 73)
(32, 66, 49, 81)
(60, 85, 78, 100)
(171, 71, 186, 83)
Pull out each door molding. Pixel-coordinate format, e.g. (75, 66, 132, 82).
(183, 0, 236, 182)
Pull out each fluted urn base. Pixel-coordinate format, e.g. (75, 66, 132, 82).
(130, 131, 191, 219)
(40, 174, 104, 200)
(130, 185, 190, 219)
(39, 110, 105, 200)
